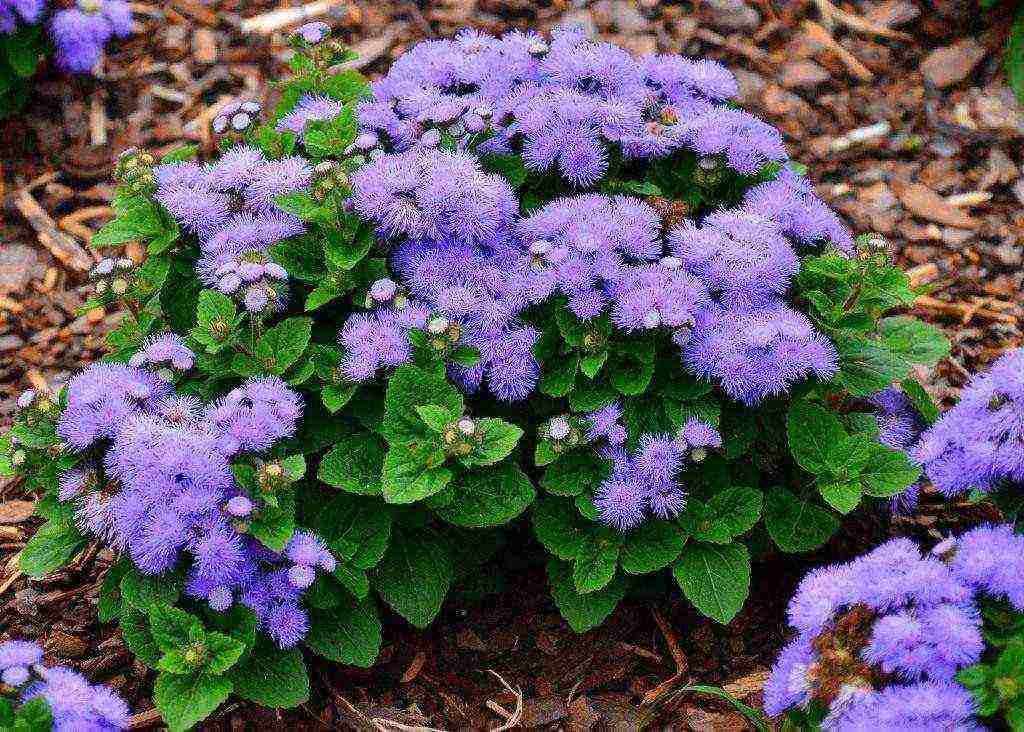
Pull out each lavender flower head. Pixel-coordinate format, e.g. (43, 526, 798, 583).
(49, 0, 132, 73)
(765, 527, 1024, 729)
(0, 0, 45, 33)
(913, 348, 1024, 498)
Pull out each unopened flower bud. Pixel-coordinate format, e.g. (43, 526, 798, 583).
(457, 417, 476, 436)
(370, 278, 398, 302)
(643, 310, 662, 329)
(11, 449, 26, 467)
(420, 129, 441, 148)
(265, 462, 283, 478)
(225, 496, 255, 517)
(427, 315, 450, 335)
(110, 278, 129, 295)
(16, 389, 36, 410)
(548, 416, 571, 441)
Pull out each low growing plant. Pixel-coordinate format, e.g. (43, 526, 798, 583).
(0, 0, 131, 113)
(2, 23, 951, 730)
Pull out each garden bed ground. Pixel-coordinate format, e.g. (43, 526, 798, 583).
(0, 0, 1021, 728)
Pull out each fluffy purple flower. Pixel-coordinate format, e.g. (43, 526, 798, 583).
(913, 348, 1024, 497)
(128, 332, 195, 373)
(762, 637, 814, 717)
(293, 20, 330, 45)
(58, 363, 172, 450)
(586, 403, 626, 445)
(0, 0, 45, 33)
(822, 682, 979, 730)
(742, 168, 855, 254)
(668, 212, 799, 305)
(338, 305, 428, 381)
(3, 648, 131, 730)
(351, 148, 517, 245)
(947, 524, 1024, 611)
(49, 0, 132, 73)
(684, 301, 839, 405)
(679, 107, 787, 175)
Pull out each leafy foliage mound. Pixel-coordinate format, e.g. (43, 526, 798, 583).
(2, 25, 950, 731)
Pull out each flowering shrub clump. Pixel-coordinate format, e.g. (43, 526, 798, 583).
(3, 25, 953, 730)
(0, 639, 131, 730)
(0, 0, 131, 112)
(766, 525, 1024, 730)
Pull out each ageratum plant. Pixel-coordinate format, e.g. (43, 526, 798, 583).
(766, 524, 1024, 730)
(0, 0, 131, 113)
(1, 24, 950, 730)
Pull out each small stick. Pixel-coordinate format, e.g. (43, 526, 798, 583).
(487, 670, 523, 731)
(90, 91, 108, 147)
(127, 708, 163, 730)
(814, 0, 912, 40)
(945, 191, 992, 207)
(802, 20, 874, 82)
(9, 189, 96, 272)
(240, 0, 346, 34)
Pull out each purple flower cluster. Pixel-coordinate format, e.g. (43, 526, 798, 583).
(354, 25, 767, 181)
(765, 525, 1024, 730)
(332, 30, 852, 405)
(594, 417, 721, 530)
(49, 0, 131, 73)
(56, 362, 333, 647)
(154, 145, 310, 314)
(914, 348, 1024, 498)
(1, 0, 132, 75)
(0, 639, 130, 730)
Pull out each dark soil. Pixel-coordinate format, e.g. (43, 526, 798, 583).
(1, 0, 1021, 728)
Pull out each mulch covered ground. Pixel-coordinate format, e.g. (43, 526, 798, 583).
(0, 0, 1021, 728)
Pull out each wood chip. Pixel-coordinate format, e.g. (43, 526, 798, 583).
(9, 189, 97, 272)
(0, 500, 36, 525)
(891, 179, 980, 229)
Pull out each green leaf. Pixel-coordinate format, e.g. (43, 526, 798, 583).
(319, 433, 386, 494)
(787, 401, 847, 474)
(120, 609, 162, 666)
(1007, 5, 1024, 104)
(229, 637, 309, 709)
(150, 605, 205, 654)
(538, 355, 578, 397)
(859, 445, 921, 497)
(334, 562, 370, 599)
(373, 528, 453, 628)
(190, 290, 238, 353)
(580, 350, 609, 378)
(608, 345, 656, 396)
(19, 519, 86, 577)
(322, 383, 356, 413)
(312, 494, 391, 570)
(878, 316, 951, 367)
(672, 541, 751, 624)
(249, 487, 296, 552)
(572, 526, 623, 593)
(304, 595, 382, 667)
(415, 404, 458, 431)
(121, 566, 183, 613)
(901, 379, 940, 425)
(462, 418, 523, 467)
(205, 631, 247, 674)
(764, 488, 840, 553)
(819, 480, 862, 514)
(680, 487, 763, 544)
(98, 559, 132, 622)
(153, 671, 232, 732)
(324, 226, 373, 270)
(381, 441, 453, 504)
(620, 520, 686, 574)
(435, 463, 535, 528)
(256, 317, 312, 375)
(547, 558, 627, 633)
(542, 451, 611, 497)
(11, 696, 52, 732)
(381, 365, 463, 444)
(834, 334, 912, 396)
(533, 496, 589, 560)
(91, 196, 168, 247)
